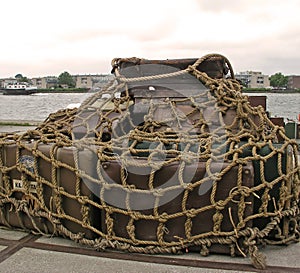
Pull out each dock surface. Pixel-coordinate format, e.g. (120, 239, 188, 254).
(0, 228, 299, 273)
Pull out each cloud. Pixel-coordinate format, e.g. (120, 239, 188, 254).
(196, 0, 246, 12)
(0, 0, 299, 77)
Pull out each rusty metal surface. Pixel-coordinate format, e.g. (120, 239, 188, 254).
(0, 233, 39, 263)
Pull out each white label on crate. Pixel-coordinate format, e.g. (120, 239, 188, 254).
(12, 179, 38, 193)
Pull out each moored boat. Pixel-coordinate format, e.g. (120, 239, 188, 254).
(2, 82, 38, 95)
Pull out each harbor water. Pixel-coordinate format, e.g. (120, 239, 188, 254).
(0, 92, 91, 122)
(0, 92, 299, 123)
(246, 92, 300, 122)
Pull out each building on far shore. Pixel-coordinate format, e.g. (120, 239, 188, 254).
(0, 77, 18, 88)
(287, 75, 300, 89)
(31, 76, 58, 89)
(2, 72, 299, 90)
(235, 71, 270, 88)
(75, 74, 114, 89)
(1, 74, 114, 90)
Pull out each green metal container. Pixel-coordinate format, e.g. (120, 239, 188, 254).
(285, 122, 297, 139)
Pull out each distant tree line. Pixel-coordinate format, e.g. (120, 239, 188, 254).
(269, 72, 288, 88)
(57, 71, 75, 88)
(14, 71, 290, 89)
(15, 73, 29, 83)
(15, 71, 75, 88)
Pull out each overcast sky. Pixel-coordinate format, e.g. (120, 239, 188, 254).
(1, 0, 299, 78)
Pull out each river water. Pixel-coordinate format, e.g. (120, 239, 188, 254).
(245, 92, 300, 122)
(0, 92, 299, 123)
(0, 92, 90, 122)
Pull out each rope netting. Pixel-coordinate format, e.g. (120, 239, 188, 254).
(0, 54, 299, 269)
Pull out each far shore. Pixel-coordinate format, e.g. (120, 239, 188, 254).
(0, 120, 41, 126)
(243, 89, 300, 94)
(1, 87, 300, 95)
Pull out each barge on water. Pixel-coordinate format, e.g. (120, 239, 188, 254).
(2, 82, 37, 95)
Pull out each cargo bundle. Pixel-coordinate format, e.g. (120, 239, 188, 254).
(0, 54, 299, 269)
